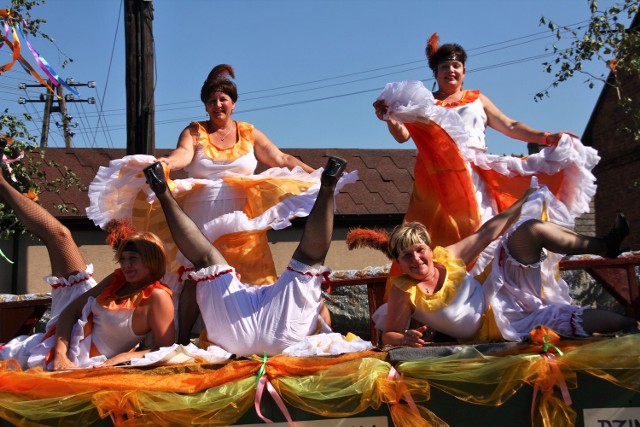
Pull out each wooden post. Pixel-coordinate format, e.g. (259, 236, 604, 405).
(124, 0, 155, 155)
(40, 82, 53, 148)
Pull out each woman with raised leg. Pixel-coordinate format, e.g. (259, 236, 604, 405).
(143, 157, 346, 356)
(0, 137, 175, 370)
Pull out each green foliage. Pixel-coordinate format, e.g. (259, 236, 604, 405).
(1, 115, 86, 241)
(538, 0, 640, 142)
(1, 0, 84, 241)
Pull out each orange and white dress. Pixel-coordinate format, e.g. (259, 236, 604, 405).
(0, 269, 171, 370)
(87, 121, 357, 288)
(377, 81, 599, 277)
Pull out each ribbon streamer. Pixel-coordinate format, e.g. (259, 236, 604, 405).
(253, 352, 296, 426)
(0, 9, 75, 97)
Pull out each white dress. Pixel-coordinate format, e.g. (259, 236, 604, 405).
(190, 259, 327, 357)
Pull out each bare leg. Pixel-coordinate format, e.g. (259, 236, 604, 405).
(0, 139, 85, 277)
(143, 162, 224, 270)
(292, 157, 346, 266)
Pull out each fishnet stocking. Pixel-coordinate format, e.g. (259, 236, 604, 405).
(0, 173, 86, 278)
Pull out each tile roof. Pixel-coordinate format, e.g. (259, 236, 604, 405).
(26, 148, 416, 220)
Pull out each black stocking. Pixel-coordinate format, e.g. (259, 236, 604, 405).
(292, 157, 345, 266)
(507, 219, 613, 265)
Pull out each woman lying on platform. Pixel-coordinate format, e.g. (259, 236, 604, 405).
(143, 157, 347, 357)
(0, 138, 174, 370)
(348, 184, 637, 346)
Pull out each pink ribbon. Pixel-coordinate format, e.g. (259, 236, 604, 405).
(388, 366, 420, 415)
(254, 375, 296, 426)
(2, 148, 24, 183)
(531, 353, 572, 420)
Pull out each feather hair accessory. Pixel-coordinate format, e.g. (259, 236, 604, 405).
(104, 218, 137, 251)
(426, 32, 439, 62)
(346, 227, 392, 259)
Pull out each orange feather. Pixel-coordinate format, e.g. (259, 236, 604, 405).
(345, 227, 391, 258)
(426, 32, 439, 60)
(104, 218, 137, 250)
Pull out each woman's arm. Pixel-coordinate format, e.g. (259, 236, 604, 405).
(156, 127, 196, 171)
(53, 274, 113, 370)
(373, 100, 411, 143)
(481, 93, 565, 146)
(447, 187, 538, 265)
(382, 286, 426, 347)
(253, 128, 315, 173)
(147, 288, 176, 348)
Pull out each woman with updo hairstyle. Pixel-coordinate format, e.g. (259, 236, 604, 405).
(372, 32, 599, 284)
(87, 64, 335, 344)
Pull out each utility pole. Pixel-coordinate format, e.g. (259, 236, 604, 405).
(18, 80, 96, 148)
(124, 0, 155, 155)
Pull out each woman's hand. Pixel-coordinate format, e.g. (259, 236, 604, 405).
(373, 99, 389, 121)
(543, 131, 579, 146)
(100, 351, 140, 367)
(373, 99, 411, 143)
(401, 325, 429, 347)
(155, 156, 175, 170)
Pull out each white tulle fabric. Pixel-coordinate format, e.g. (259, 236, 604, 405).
(377, 81, 600, 274)
(86, 154, 358, 272)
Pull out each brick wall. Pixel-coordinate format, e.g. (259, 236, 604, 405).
(583, 66, 640, 249)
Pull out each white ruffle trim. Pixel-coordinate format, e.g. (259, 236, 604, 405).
(43, 264, 95, 288)
(377, 80, 599, 220)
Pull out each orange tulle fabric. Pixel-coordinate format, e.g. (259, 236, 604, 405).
(129, 167, 314, 285)
(3, 336, 640, 426)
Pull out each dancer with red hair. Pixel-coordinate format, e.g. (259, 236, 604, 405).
(0, 137, 174, 369)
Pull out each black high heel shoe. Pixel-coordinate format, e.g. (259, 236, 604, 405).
(321, 156, 347, 186)
(603, 212, 630, 258)
(143, 162, 167, 194)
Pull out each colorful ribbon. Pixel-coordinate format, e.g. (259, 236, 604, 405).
(0, 9, 75, 97)
(387, 366, 420, 415)
(542, 333, 564, 356)
(253, 352, 296, 426)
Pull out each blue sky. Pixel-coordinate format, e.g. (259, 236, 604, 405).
(0, 0, 631, 155)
